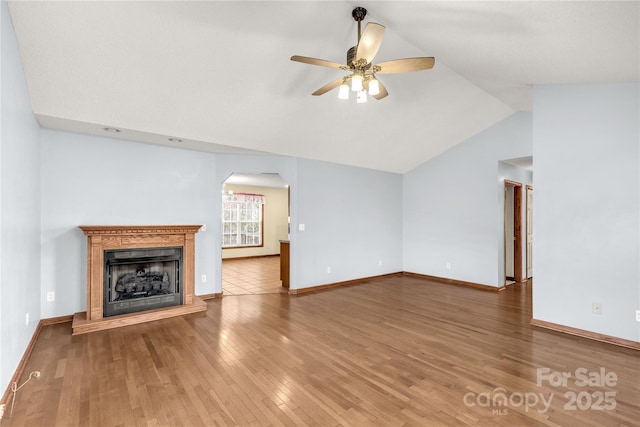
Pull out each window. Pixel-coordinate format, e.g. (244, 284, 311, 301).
(222, 193, 264, 248)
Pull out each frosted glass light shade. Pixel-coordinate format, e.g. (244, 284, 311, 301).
(338, 83, 350, 100)
(351, 74, 363, 92)
(368, 78, 380, 96)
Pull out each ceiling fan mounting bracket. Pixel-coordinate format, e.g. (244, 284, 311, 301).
(351, 7, 367, 22)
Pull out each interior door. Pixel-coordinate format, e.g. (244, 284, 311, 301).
(505, 186, 515, 279)
(526, 185, 533, 278)
(504, 180, 522, 284)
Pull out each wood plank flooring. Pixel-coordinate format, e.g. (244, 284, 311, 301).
(3, 275, 639, 426)
(222, 257, 286, 295)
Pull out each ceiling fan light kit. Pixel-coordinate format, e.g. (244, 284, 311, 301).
(368, 78, 380, 96)
(291, 6, 435, 103)
(351, 73, 364, 92)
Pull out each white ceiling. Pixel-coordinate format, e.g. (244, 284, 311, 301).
(502, 156, 533, 172)
(224, 173, 289, 189)
(8, 1, 639, 173)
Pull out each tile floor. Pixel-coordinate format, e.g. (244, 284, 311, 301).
(222, 255, 287, 295)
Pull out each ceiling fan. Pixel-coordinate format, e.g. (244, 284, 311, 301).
(291, 7, 435, 102)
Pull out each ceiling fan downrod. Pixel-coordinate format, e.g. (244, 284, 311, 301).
(352, 7, 367, 44)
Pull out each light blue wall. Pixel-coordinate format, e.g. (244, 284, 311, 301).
(533, 83, 639, 342)
(39, 146, 403, 309)
(296, 158, 403, 288)
(403, 112, 532, 286)
(40, 131, 217, 317)
(213, 155, 403, 291)
(0, 1, 42, 393)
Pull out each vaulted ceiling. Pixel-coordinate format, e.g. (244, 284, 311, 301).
(8, 1, 639, 173)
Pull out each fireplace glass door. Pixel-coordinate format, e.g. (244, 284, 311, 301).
(104, 247, 183, 317)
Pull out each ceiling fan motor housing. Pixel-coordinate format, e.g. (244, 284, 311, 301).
(347, 46, 358, 66)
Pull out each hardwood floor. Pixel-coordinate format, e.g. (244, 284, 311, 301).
(222, 256, 286, 295)
(3, 276, 639, 426)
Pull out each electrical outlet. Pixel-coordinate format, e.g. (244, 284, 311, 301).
(327, 266, 331, 274)
(635, 310, 640, 322)
(47, 291, 55, 302)
(298, 224, 305, 231)
(592, 303, 602, 315)
(378, 260, 383, 266)
(201, 274, 207, 283)
(446, 262, 451, 270)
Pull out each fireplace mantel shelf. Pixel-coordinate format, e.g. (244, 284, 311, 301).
(72, 224, 206, 335)
(79, 225, 202, 236)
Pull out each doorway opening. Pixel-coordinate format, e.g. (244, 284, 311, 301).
(221, 173, 290, 295)
(504, 180, 522, 285)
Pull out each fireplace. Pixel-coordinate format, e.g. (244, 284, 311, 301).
(104, 246, 183, 317)
(72, 225, 207, 335)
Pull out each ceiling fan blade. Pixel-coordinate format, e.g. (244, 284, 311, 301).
(312, 77, 344, 96)
(376, 57, 435, 74)
(372, 80, 388, 100)
(356, 23, 385, 64)
(290, 55, 345, 69)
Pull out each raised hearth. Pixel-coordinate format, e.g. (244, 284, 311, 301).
(72, 225, 207, 335)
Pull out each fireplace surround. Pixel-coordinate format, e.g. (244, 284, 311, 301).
(72, 225, 207, 335)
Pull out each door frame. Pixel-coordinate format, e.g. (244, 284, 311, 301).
(504, 180, 523, 284)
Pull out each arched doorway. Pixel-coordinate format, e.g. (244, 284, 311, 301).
(220, 173, 290, 295)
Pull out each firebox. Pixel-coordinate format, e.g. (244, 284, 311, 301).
(103, 246, 182, 317)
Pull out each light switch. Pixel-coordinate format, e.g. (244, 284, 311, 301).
(298, 224, 305, 231)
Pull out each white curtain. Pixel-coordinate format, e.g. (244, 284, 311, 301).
(223, 193, 265, 204)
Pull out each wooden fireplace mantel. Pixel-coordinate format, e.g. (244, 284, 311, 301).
(79, 225, 203, 237)
(72, 225, 207, 335)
